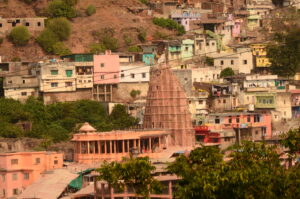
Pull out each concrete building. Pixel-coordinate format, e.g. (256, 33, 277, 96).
(188, 89, 209, 125)
(140, 44, 157, 66)
(167, 40, 182, 61)
(213, 47, 254, 74)
(72, 123, 170, 163)
(0, 151, 63, 198)
(93, 51, 120, 102)
(0, 17, 45, 35)
(192, 30, 218, 56)
(181, 39, 195, 60)
(119, 63, 150, 83)
(170, 9, 203, 31)
(290, 89, 300, 118)
(250, 43, 271, 72)
(192, 67, 222, 83)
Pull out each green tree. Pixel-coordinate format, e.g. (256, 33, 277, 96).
(130, 89, 141, 98)
(0, 121, 24, 138)
(128, 45, 141, 52)
(110, 104, 138, 129)
(36, 29, 59, 53)
(89, 43, 105, 54)
(96, 157, 161, 197)
(220, 67, 235, 78)
(46, 17, 71, 41)
(52, 42, 71, 56)
(152, 17, 185, 35)
(267, 27, 300, 77)
(123, 34, 133, 46)
(102, 35, 119, 52)
(138, 29, 147, 43)
(9, 26, 31, 46)
(281, 128, 300, 155)
(204, 56, 214, 66)
(47, 0, 77, 18)
(85, 5, 96, 16)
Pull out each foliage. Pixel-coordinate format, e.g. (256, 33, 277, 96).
(46, 17, 71, 41)
(153, 31, 171, 40)
(138, 0, 149, 5)
(220, 67, 235, 78)
(0, 78, 4, 97)
(9, 26, 31, 46)
(89, 43, 106, 54)
(0, 98, 138, 142)
(123, 34, 133, 46)
(52, 42, 71, 56)
(96, 157, 161, 197)
(128, 45, 141, 52)
(36, 29, 59, 53)
(92, 28, 119, 51)
(47, 0, 77, 19)
(85, 5, 96, 16)
(267, 27, 300, 77)
(138, 29, 147, 43)
(168, 142, 299, 199)
(130, 89, 141, 98)
(204, 56, 214, 66)
(281, 128, 300, 155)
(152, 17, 185, 35)
(11, 57, 21, 62)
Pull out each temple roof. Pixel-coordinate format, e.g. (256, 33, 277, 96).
(79, 122, 96, 132)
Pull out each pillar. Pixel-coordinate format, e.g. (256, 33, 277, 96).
(149, 137, 152, 152)
(158, 137, 160, 150)
(127, 140, 130, 153)
(93, 141, 96, 154)
(138, 139, 141, 152)
(104, 141, 107, 154)
(168, 181, 172, 199)
(87, 141, 90, 154)
(104, 84, 107, 102)
(122, 140, 125, 153)
(98, 141, 101, 154)
(96, 85, 99, 101)
(114, 141, 117, 153)
(110, 84, 113, 101)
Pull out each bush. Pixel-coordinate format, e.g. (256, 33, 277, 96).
(123, 34, 133, 46)
(52, 42, 71, 56)
(128, 45, 141, 52)
(46, 17, 71, 41)
(139, 0, 149, 4)
(11, 57, 21, 62)
(130, 90, 141, 98)
(85, 5, 96, 16)
(220, 67, 235, 78)
(138, 29, 147, 43)
(47, 0, 77, 18)
(36, 29, 59, 53)
(102, 35, 119, 51)
(152, 17, 185, 35)
(9, 26, 31, 46)
(89, 43, 106, 54)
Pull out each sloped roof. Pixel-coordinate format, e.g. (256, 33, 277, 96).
(79, 122, 96, 132)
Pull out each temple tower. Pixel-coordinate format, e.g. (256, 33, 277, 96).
(143, 64, 194, 146)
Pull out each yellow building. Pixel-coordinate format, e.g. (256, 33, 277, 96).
(250, 43, 271, 68)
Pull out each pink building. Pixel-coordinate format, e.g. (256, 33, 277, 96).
(207, 112, 272, 142)
(72, 123, 170, 164)
(0, 151, 63, 198)
(232, 19, 243, 37)
(93, 51, 120, 85)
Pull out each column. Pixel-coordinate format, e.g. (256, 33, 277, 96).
(96, 85, 99, 101)
(138, 139, 141, 152)
(87, 141, 90, 154)
(127, 140, 130, 153)
(149, 137, 152, 152)
(114, 141, 117, 153)
(98, 141, 101, 154)
(104, 141, 107, 154)
(110, 84, 113, 101)
(93, 141, 96, 154)
(158, 137, 161, 151)
(79, 141, 82, 154)
(122, 140, 125, 153)
(104, 85, 107, 102)
(168, 181, 172, 199)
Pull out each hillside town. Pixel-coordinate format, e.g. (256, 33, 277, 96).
(0, 0, 300, 198)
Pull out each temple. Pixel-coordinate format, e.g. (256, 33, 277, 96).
(143, 64, 195, 146)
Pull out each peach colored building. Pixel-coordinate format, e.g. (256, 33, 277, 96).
(0, 151, 63, 198)
(72, 123, 170, 164)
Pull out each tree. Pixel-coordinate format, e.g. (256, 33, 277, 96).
(89, 43, 106, 54)
(36, 29, 59, 53)
(130, 89, 141, 98)
(47, 0, 77, 18)
(128, 46, 142, 52)
(46, 17, 71, 41)
(220, 67, 234, 78)
(281, 128, 300, 155)
(85, 5, 96, 16)
(96, 157, 161, 197)
(267, 27, 300, 77)
(52, 42, 71, 56)
(9, 26, 31, 46)
(152, 17, 185, 35)
(138, 29, 147, 43)
(109, 104, 138, 129)
(203, 56, 214, 66)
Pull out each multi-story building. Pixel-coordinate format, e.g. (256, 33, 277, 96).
(192, 30, 218, 56)
(93, 51, 120, 102)
(192, 67, 222, 83)
(291, 89, 300, 118)
(181, 39, 195, 60)
(250, 43, 271, 72)
(0, 17, 46, 35)
(170, 8, 204, 31)
(0, 151, 63, 198)
(167, 40, 182, 61)
(188, 89, 209, 125)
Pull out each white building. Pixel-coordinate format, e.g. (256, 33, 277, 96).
(192, 67, 222, 83)
(119, 63, 150, 83)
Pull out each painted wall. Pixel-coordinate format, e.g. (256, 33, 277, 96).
(119, 64, 150, 83)
(181, 39, 194, 60)
(93, 52, 120, 85)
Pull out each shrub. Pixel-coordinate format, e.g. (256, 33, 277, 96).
(220, 67, 235, 78)
(36, 29, 59, 53)
(102, 35, 119, 51)
(89, 43, 106, 54)
(47, 0, 77, 18)
(138, 29, 147, 43)
(130, 90, 141, 98)
(9, 26, 31, 46)
(123, 34, 133, 46)
(46, 17, 71, 41)
(152, 17, 185, 35)
(11, 57, 21, 62)
(128, 45, 142, 52)
(52, 42, 71, 56)
(85, 5, 96, 16)
(139, 0, 149, 4)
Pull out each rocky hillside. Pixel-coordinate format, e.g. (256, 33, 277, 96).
(0, 0, 173, 61)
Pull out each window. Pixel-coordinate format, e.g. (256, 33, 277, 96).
(100, 63, 105, 67)
(228, 116, 232, 123)
(236, 116, 240, 123)
(198, 100, 203, 104)
(51, 82, 58, 87)
(21, 92, 27, 96)
(25, 22, 30, 26)
(224, 137, 230, 142)
(37, 22, 41, 26)
(215, 117, 220, 124)
(189, 100, 191, 104)
(0, 23, 2, 27)
(131, 73, 135, 78)
(23, 79, 25, 84)
(231, 60, 234, 65)
(65, 70, 73, 77)
(255, 130, 259, 135)
(6, 80, 12, 84)
(13, 188, 18, 195)
(35, 158, 40, 164)
(65, 82, 72, 87)
(243, 60, 247, 64)
(142, 73, 146, 78)
(23, 173, 29, 180)
(51, 70, 58, 75)
(247, 115, 251, 122)
(220, 60, 224, 65)
(12, 173, 18, 181)
(100, 75, 104, 79)
(206, 42, 209, 46)
(254, 115, 260, 122)
(11, 159, 18, 165)
(185, 47, 188, 51)
(121, 74, 124, 78)
(113, 74, 117, 79)
(223, 99, 226, 103)
(54, 160, 58, 165)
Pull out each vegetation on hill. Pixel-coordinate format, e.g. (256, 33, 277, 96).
(90, 27, 119, 52)
(85, 5, 96, 16)
(46, 0, 77, 18)
(9, 26, 31, 46)
(0, 98, 138, 145)
(152, 17, 185, 35)
(220, 67, 235, 77)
